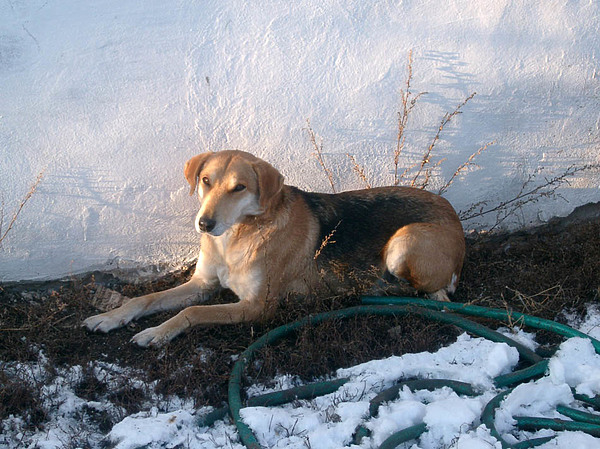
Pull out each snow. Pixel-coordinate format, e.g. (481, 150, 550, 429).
(2, 0, 600, 281)
(548, 337, 600, 397)
(494, 382, 574, 436)
(5, 310, 600, 449)
(109, 408, 199, 449)
(337, 333, 519, 390)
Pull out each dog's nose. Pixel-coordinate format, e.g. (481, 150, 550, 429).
(198, 217, 216, 233)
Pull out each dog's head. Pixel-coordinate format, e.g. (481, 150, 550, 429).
(184, 150, 284, 236)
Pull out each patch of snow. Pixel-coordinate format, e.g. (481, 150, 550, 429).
(497, 326, 540, 352)
(109, 408, 198, 449)
(5, 310, 600, 448)
(548, 337, 600, 397)
(576, 304, 600, 341)
(338, 333, 520, 390)
(2, 1, 600, 281)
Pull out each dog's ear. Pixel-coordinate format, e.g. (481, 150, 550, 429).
(252, 159, 284, 211)
(184, 153, 213, 195)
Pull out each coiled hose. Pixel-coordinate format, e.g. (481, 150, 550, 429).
(218, 297, 600, 449)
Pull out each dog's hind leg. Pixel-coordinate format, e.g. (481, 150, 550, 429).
(383, 223, 464, 301)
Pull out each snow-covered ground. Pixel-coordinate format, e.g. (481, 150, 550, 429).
(3, 305, 600, 449)
(1, 0, 600, 281)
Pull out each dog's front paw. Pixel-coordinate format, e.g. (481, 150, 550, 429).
(131, 326, 175, 348)
(82, 312, 128, 333)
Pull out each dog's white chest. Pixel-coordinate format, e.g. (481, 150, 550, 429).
(217, 261, 262, 300)
(209, 239, 236, 289)
(201, 233, 263, 300)
(216, 264, 232, 288)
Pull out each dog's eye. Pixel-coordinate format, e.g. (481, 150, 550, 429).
(232, 184, 246, 192)
(202, 177, 210, 187)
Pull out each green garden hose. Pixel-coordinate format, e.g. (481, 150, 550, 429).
(224, 298, 600, 449)
(378, 423, 427, 449)
(557, 404, 600, 424)
(362, 296, 600, 352)
(515, 416, 600, 436)
(198, 378, 350, 428)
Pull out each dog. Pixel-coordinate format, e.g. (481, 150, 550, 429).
(83, 150, 465, 347)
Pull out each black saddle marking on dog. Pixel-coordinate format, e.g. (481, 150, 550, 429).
(293, 187, 437, 270)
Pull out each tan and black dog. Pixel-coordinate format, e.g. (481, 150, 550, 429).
(83, 150, 465, 346)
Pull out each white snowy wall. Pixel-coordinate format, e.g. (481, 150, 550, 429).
(1, 0, 599, 281)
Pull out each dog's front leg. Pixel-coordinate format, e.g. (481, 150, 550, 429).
(130, 296, 268, 347)
(82, 276, 216, 333)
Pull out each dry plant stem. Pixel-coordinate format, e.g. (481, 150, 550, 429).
(410, 92, 476, 189)
(0, 170, 44, 245)
(314, 220, 341, 260)
(421, 158, 446, 191)
(507, 285, 561, 311)
(395, 50, 426, 186)
(500, 297, 525, 329)
(460, 163, 598, 226)
(438, 141, 494, 195)
(306, 119, 336, 193)
(346, 154, 371, 189)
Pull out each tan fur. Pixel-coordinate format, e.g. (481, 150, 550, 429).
(384, 222, 464, 301)
(83, 150, 465, 346)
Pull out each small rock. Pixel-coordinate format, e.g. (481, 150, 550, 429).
(90, 286, 127, 311)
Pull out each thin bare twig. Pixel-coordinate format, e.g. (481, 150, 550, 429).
(306, 119, 336, 193)
(438, 141, 494, 195)
(420, 158, 446, 190)
(460, 164, 599, 227)
(314, 221, 341, 260)
(395, 49, 427, 186)
(410, 92, 476, 188)
(0, 170, 45, 245)
(346, 154, 371, 189)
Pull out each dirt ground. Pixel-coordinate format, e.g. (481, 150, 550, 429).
(1, 203, 599, 435)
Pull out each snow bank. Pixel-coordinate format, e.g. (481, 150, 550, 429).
(4, 323, 600, 448)
(1, 0, 599, 281)
(109, 408, 198, 449)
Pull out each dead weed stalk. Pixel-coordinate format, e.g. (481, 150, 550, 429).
(438, 141, 494, 195)
(314, 221, 341, 260)
(506, 285, 563, 315)
(459, 164, 599, 229)
(0, 170, 44, 246)
(306, 119, 336, 193)
(395, 49, 427, 186)
(410, 92, 476, 189)
(346, 154, 371, 189)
